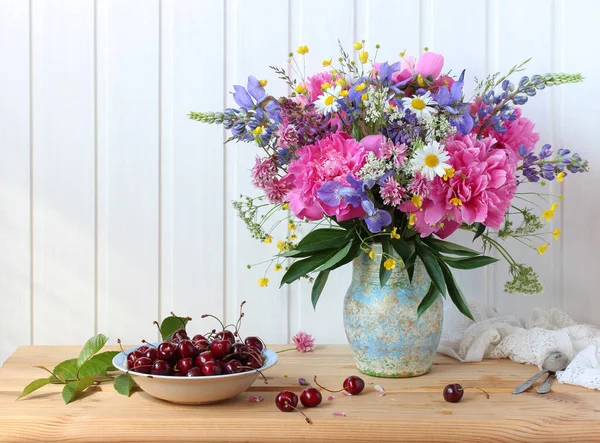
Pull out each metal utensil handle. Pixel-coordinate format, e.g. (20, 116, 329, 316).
(512, 370, 548, 395)
(536, 373, 554, 394)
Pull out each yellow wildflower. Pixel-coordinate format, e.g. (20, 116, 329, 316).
(450, 197, 463, 206)
(553, 229, 561, 240)
(339, 90, 349, 97)
(384, 258, 396, 270)
(390, 227, 401, 240)
(354, 42, 363, 50)
(361, 93, 369, 102)
(355, 83, 366, 92)
(551, 203, 559, 211)
(274, 264, 282, 272)
(408, 213, 417, 226)
(443, 167, 455, 181)
(322, 58, 332, 67)
(282, 202, 289, 210)
(537, 244, 549, 255)
(295, 83, 306, 94)
(411, 195, 423, 208)
(417, 74, 425, 87)
(258, 277, 269, 287)
(541, 210, 555, 222)
(297, 45, 309, 55)
(277, 240, 286, 251)
(557, 171, 565, 182)
(290, 234, 297, 241)
(288, 221, 296, 231)
(359, 51, 369, 64)
(331, 69, 337, 74)
(251, 126, 264, 136)
(259, 79, 268, 87)
(320, 82, 331, 90)
(399, 49, 407, 58)
(263, 234, 272, 244)
(369, 249, 376, 260)
(335, 77, 347, 87)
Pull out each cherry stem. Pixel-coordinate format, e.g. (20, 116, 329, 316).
(117, 339, 125, 354)
(201, 313, 226, 331)
(170, 312, 192, 329)
(235, 301, 246, 337)
(141, 339, 156, 348)
(287, 402, 312, 424)
(239, 367, 268, 384)
(152, 320, 162, 336)
(313, 375, 344, 393)
(462, 386, 490, 399)
(276, 348, 296, 354)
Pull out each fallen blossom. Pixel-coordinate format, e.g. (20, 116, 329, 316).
(343, 391, 352, 396)
(283, 374, 289, 378)
(327, 395, 335, 401)
(292, 331, 315, 352)
(298, 378, 310, 386)
(374, 385, 386, 396)
(332, 412, 346, 417)
(246, 395, 264, 402)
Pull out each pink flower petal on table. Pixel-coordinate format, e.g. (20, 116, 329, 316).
(374, 385, 386, 396)
(343, 391, 352, 396)
(327, 395, 335, 401)
(247, 395, 264, 402)
(332, 412, 346, 417)
(298, 378, 310, 386)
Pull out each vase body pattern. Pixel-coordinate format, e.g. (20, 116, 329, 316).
(343, 244, 443, 377)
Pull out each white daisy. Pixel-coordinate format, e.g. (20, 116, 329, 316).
(315, 85, 342, 114)
(401, 91, 438, 120)
(411, 141, 451, 180)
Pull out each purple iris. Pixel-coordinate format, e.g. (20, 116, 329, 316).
(364, 208, 392, 233)
(432, 70, 473, 135)
(232, 76, 267, 110)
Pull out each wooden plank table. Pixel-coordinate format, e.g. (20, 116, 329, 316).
(1, 345, 599, 442)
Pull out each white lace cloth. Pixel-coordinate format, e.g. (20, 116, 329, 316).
(438, 301, 600, 390)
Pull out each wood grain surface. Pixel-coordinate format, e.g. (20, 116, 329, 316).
(1, 345, 599, 442)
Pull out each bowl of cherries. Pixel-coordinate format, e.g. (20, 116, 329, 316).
(112, 304, 278, 404)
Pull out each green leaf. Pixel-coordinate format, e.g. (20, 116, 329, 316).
(78, 351, 119, 377)
(313, 242, 353, 273)
(379, 237, 393, 288)
(114, 374, 137, 397)
(441, 255, 499, 270)
(473, 222, 486, 241)
(326, 239, 361, 271)
(34, 365, 56, 377)
(61, 375, 97, 404)
(414, 242, 446, 296)
(422, 237, 480, 257)
(390, 238, 413, 263)
(280, 248, 343, 286)
(417, 284, 440, 318)
(292, 228, 349, 253)
(77, 334, 109, 368)
(439, 261, 474, 320)
(160, 316, 190, 341)
(311, 271, 330, 309)
(53, 359, 78, 382)
(406, 252, 417, 283)
(17, 377, 54, 400)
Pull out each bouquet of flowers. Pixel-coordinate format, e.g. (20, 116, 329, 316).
(191, 41, 587, 320)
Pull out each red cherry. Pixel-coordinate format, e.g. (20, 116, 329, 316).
(223, 359, 243, 374)
(172, 329, 189, 342)
(151, 360, 171, 375)
(176, 339, 197, 360)
(157, 341, 175, 361)
(127, 352, 137, 368)
(193, 338, 210, 353)
(201, 360, 223, 376)
(443, 384, 489, 402)
(133, 357, 153, 374)
(215, 330, 236, 344)
(275, 391, 298, 412)
(195, 350, 214, 367)
(343, 376, 365, 395)
(177, 357, 194, 373)
(145, 347, 158, 361)
(210, 339, 232, 359)
(137, 345, 150, 355)
(187, 367, 204, 377)
(300, 388, 322, 407)
(244, 336, 264, 352)
(192, 334, 207, 343)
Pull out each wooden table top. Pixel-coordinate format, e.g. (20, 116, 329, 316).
(1, 344, 599, 442)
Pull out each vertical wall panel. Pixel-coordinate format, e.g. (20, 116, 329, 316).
(97, 0, 160, 343)
(0, 0, 31, 364)
(560, 0, 600, 324)
(224, 0, 290, 343)
(31, 0, 96, 344)
(161, 0, 225, 326)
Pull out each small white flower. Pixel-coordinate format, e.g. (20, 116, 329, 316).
(401, 91, 438, 120)
(411, 141, 451, 180)
(315, 85, 342, 114)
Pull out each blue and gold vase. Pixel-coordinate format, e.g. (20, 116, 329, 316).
(343, 243, 443, 378)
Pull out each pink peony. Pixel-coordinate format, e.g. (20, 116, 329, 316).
(292, 331, 315, 353)
(264, 176, 293, 204)
(275, 124, 298, 148)
(285, 133, 367, 222)
(251, 156, 278, 188)
(415, 51, 444, 79)
(480, 107, 539, 164)
(403, 134, 517, 237)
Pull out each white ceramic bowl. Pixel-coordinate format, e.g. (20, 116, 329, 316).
(112, 344, 278, 404)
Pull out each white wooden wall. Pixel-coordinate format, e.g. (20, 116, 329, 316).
(1, 0, 599, 364)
